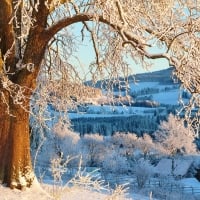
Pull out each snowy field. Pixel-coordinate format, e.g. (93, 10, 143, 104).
(2, 156, 200, 200)
(152, 90, 180, 105)
(0, 179, 133, 200)
(129, 82, 166, 92)
(129, 81, 185, 106)
(1, 177, 200, 200)
(0, 182, 160, 200)
(68, 105, 157, 119)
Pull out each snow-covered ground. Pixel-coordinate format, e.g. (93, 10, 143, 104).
(0, 179, 131, 200)
(0, 180, 51, 200)
(67, 80, 184, 120)
(129, 81, 183, 105)
(0, 180, 117, 200)
(179, 178, 200, 194)
(68, 105, 157, 119)
(129, 81, 177, 92)
(1, 176, 200, 200)
(152, 90, 180, 105)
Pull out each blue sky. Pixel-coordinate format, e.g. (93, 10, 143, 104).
(75, 41, 170, 76)
(67, 24, 170, 79)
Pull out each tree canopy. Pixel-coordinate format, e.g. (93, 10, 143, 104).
(0, 0, 200, 189)
(1, 0, 199, 118)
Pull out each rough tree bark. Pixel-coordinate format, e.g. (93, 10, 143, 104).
(1, 98, 33, 189)
(0, 90, 10, 184)
(0, 52, 47, 189)
(0, 0, 47, 188)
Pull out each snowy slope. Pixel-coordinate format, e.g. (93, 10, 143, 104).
(128, 80, 182, 105)
(151, 90, 180, 105)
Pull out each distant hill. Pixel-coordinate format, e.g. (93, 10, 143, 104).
(85, 67, 176, 88)
(129, 67, 175, 84)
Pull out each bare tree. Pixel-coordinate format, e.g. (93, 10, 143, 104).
(0, 0, 200, 189)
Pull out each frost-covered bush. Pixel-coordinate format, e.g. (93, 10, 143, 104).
(109, 132, 159, 162)
(110, 132, 138, 157)
(47, 155, 129, 200)
(81, 134, 107, 167)
(32, 118, 82, 175)
(54, 121, 80, 153)
(136, 133, 157, 158)
(112, 132, 138, 147)
(134, 158, 154, 189)
(53, 122, 81, 167)
(102, 151, 130, 174)
(154, 114, 197, 155)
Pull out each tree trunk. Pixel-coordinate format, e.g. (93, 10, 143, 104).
(0, 23, 48, 189)
(0, 90, 10, 182)
(0, 0, 50, 190)
(0, 91, 34, 189)
(8, 99, 34, 189)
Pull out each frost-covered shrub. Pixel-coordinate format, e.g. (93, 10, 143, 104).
(110, 132, 138, 157)
(112, 132, 138, 147)
(81, 134, 107, 167)
(47, 155, 129, 200)
(136, 133, 157, 158)
(109, 132, 159, 162)
(154, 114, 197, 155)
(102, 151, 130, 174)
(54, 121, 80, 152)
(32, 119, 81, 173)
(134, 158, 154, 189)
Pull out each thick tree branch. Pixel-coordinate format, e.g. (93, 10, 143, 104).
(45, 13, 147, 50)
